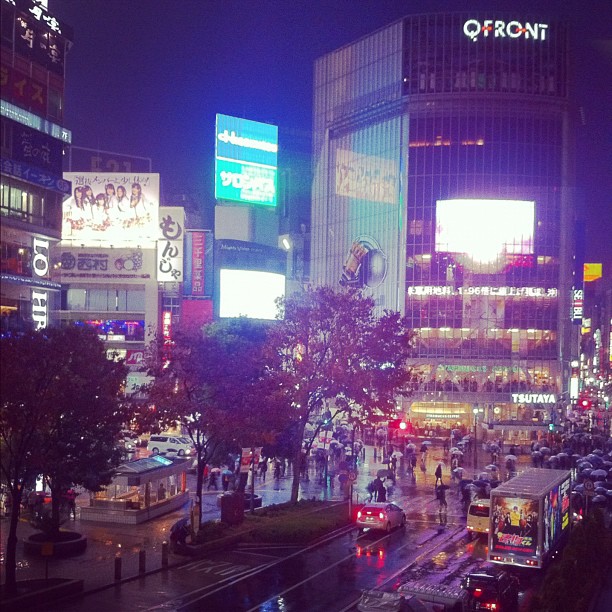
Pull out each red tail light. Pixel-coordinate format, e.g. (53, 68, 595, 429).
(473, 588, 483, 598)
(357, 511, 362, 518)
(379, 512, 385, 520)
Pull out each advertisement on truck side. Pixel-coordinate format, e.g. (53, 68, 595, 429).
(490, 496, 539, 557)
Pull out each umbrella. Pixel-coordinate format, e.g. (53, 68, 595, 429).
(539, 447, 551, 454)
(462, 435, 472, 441)
(595, 487, 608, 495)
(489, 444, 501, 452)
(406, 443, 416, 451)
(210, 467, 221, 473)
(485, 464, 499, 471)
(505, 455, 517, 461)
(473, 479, 490, 489)
(590, 469, 608, 479)
(591, 495, 607, 504)
(452, 467, 464, 476)
(450, 447, 460, 454)
(391, 451, 404, 459)
(577, 461, 593, 470)
(531, 451, 542, 457)
(592, 449, 604, 456)
(422, 440, 433, 445)
(170, 516, 190, 534)
(557, 452, 569, 458)
(573, 484, 585, 493)
(478, 472, 491, 481)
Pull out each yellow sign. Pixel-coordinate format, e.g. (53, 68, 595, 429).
(584, 263, 602, 283)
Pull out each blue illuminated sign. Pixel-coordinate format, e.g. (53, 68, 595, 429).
(215, 114, 278, 207)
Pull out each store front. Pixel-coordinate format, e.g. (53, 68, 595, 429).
(81, 455, 189, 524)
(409, 401, 473, 435)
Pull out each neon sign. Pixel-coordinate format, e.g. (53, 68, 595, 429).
(463, 19, 549, 42)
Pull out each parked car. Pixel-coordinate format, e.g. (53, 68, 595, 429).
(147, 434, 194, 457)
(460, 569, 519, 612)
(467, 498, 490, 538)
(356, 502, 405, 533)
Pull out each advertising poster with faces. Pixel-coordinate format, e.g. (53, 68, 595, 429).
(491, 495, 539, 556)
(62, 173, 159, 247)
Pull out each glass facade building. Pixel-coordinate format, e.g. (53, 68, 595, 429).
(1, 0, 73, 334)
(311, 13, 574, 444)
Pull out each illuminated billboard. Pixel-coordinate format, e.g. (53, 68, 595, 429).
(219, 269, 285, 320)
(435, 199, 534, 263)
(215, 114, 278, 206)
(62, 173, 160, 247)
(215, 240, 286, 320)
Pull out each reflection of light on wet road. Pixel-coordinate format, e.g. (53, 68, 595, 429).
(432, 551, 449, 569)
(259, 596, 287, 611)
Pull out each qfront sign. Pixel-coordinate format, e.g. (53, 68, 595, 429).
(463, 19, 549, 42)
(511, 393, 557, 404)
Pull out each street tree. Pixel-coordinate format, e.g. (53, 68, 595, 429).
(264, 286, 416, 503)
(0, 326, 127, 593)
(143, 318, 287, 525)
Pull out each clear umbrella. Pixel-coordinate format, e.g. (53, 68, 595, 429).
(505, 454, 517, 461)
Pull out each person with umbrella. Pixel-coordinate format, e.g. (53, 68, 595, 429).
(207, 468, 219, 491)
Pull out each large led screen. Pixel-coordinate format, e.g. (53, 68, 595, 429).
(435, 199, 534, 263)
(219, 269, 285, 320)
(62, 173, 159, 247)
(215, 114, 278, 207)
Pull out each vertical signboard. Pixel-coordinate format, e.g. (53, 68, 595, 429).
(184, 230, 213, 297)
(157, 207, 184, 282)
(215, 114, 278, 207)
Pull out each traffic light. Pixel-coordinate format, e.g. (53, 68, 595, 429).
(321, 410, 332, 426)
(548, 423, 555, 432)
(579, 398, 592, 410)
(389, 419, 407, 430)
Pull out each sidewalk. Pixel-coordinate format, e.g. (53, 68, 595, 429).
(0, 442, 514, 595)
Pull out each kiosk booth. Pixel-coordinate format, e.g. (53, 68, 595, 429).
(81, 455, 189, 524)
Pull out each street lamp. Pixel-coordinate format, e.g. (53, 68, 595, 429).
(473, 408, 479, 478)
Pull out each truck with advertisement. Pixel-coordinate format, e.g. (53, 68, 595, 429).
(488, 468, 571, 569)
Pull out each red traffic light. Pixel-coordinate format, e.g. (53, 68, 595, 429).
(389, 418, 407, 430)
(398, 421, 407, 430)
(579, 398, 591, 409)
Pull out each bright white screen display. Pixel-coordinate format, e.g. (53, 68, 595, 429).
(219, 269, 285, 320)
(435, 199, 535, 263)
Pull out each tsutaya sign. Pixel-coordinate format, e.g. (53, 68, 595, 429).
(511, 393, 557, 404)
(464, 19, 549, 42)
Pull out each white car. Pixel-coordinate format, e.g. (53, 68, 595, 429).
(356, 502, 406, 533)
(147, 434, 194, 457)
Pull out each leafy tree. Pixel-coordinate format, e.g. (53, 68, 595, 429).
(263, 286, 416, 503)
(0, 326, 127, 593)
(143, 318, 288, 525)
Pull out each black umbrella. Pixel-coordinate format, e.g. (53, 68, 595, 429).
(170, 516, 190, 534)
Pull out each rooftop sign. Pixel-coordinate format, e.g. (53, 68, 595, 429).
(463, 19, 549, 42)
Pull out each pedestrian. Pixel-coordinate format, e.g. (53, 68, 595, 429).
(259, 458, 268, 482)
(443, 438, 450, 453)
(435, 462, 443, 486)
(65, 488, 77, 520)
(373, 446, 378, 461)
(436, 484, 448, 509)
(207, 471, 218, 491)
(376, 478, 387, 502)
(391, 455, 397, 474)
(157, 482, 166, 500)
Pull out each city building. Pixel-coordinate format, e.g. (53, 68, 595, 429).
(1, 0, 73, 334)
(311, 12, 575, 446)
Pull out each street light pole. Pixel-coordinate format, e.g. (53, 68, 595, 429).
(473, 408, 479, 479)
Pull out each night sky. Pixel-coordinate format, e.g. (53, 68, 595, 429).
(51, 0, 611, 266)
